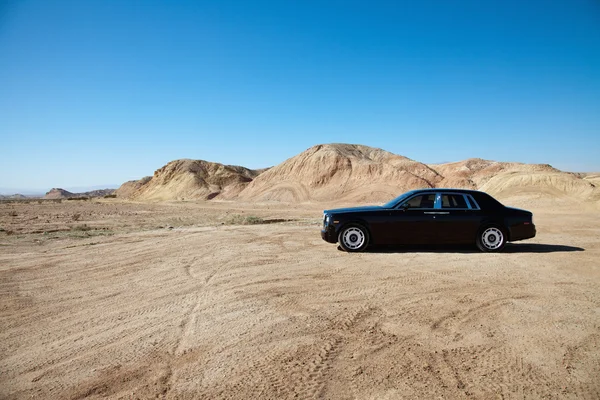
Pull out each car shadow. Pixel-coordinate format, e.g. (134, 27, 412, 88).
(502, 243, 584, 253)
(342, 243, 584, 254)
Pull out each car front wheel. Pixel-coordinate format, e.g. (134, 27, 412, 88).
(338, 224, 369, 252)
(476, 225, 507, 252)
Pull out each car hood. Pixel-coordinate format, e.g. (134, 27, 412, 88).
(323, 205, 384, 214)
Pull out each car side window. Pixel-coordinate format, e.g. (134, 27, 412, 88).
(405, 194, 436, 209)
(441, 194, 468, 209)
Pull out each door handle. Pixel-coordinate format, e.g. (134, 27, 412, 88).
(424, 212, 449, 215)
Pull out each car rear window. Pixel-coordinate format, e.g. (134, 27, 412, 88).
(441, 194, 468, 209)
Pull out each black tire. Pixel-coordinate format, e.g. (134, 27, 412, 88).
(338, 223, 369, 252)
(476, 225, 507, 252)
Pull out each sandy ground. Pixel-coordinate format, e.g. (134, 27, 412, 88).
(1, 199, 599, 399)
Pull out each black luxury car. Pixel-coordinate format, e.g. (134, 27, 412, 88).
(321, 189, 536, 252)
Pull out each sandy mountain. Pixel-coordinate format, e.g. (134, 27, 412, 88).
(238, 144, 442, 202)
(115, 177, 152, 198)
(582, 173, 600, 186)
(82, 189, 116, 197)
(479, 172, 599, 201)
(43, 188, 116, 199)
(121, 159, 263, 201)
(44, 188, 75, 199)
(429, 158, 560, 189)
(115, 143, 598, 205)
(429, 159, 598, 203)
(0, 194, 28, 200)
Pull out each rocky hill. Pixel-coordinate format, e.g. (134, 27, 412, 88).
(429, 159, 597, 201)
(0, 194, 28, 200)
(238, 144, 442, 202)
(115, 177, 152, 198)
(115, 143, 599, 205)
(117, 159, 264, 201)
(43, 188, 116, 199)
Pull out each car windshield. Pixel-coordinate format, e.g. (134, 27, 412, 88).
(382, 190, 420, 208)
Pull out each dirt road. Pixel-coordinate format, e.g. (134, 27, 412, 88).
(1, 201, 599, 399)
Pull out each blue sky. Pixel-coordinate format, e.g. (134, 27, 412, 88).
(1, 0, 599, 192)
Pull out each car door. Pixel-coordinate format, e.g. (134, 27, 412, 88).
(383, 193, 437, 244)
(435, 193, 481, 244)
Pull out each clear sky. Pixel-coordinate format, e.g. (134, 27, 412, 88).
(1, 0, 599, 192)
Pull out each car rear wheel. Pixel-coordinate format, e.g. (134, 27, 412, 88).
(338, 224, 369, 252)
(476, 225, 507, 252)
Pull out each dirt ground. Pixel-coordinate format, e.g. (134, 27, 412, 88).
(1, 199, 599, 399)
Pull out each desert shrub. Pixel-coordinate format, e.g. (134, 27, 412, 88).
(225, 214, 265, 225)
(72, 224, 91, 231)
(244, 216, 264, 224)
(104, 194, 117, 199)
(8, 211, 17, 217)
(72, 213, 82, 221)
(67, 197, 90, 201)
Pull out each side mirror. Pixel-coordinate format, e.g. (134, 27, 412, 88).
(400, 203, 409, 210)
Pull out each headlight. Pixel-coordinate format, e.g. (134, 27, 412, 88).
(323, 214, 330, 226)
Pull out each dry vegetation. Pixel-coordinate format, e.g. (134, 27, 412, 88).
(1, 194, 599, 399)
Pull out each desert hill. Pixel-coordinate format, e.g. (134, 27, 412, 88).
(119, 159, 263, 201)
(116, 143, 599, 205)
(0, 194, 28, 200)
(44, 188, 116, 199)
(44, 188, 75, 199)
(582, 173, 600, 186)
(115, 177, 152, 198)
(427, 159, 597, 202)
(238, 144, 442, 202)
(428, 158, 560, 188)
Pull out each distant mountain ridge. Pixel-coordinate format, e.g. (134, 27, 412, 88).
(43, 188, 116, 199)
(108, 143, 600, 204)
(0, 194, 29, 200)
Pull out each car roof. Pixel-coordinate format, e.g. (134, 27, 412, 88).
(411, 188, 503, 208)
(413, 188, 481, 194)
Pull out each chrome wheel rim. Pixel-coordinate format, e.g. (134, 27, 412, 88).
(342, 227, 365, 250)
(482, 227, 503, 250)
